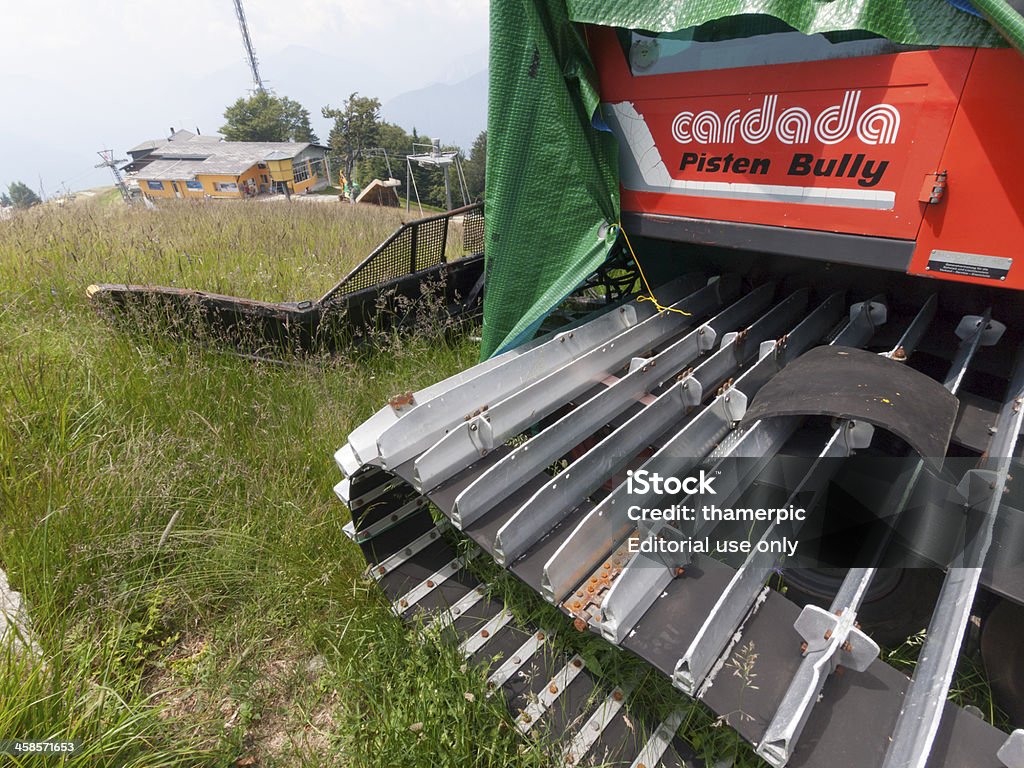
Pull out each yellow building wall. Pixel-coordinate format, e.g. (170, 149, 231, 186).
(195, 165, 263, 198)
(266, 157, 324, 194)
(140, 158, 318, 198)
(140, 179, 178, 198)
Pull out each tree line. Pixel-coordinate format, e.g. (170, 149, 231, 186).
(222, 91, 485, 209)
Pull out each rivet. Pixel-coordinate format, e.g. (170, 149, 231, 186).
(426, 580, 434, 588)
(612, 690, 624, 702)
(824, 629, 833, 640)
(480, 629, 489, 638)
(399, 599, 408, 608)
(378, 566, 387, 575)
(800, 642, 808, 653)
(549, 683, 559, 694)
(536, 631, 545, 640)
(572, 658, 583, 668)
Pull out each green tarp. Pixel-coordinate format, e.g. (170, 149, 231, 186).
(480, 0, 1006, 358)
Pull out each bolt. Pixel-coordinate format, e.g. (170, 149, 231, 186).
(843, 641, 853, 653)
(512, 657, 521, 665)
(378, 565, 387, 575)
(572, 658, 583, 668)
(426, 580, 434, 588)
(480, 449, 488, 456)
(480, 629, 489, 638)
(549, 683, 559, 694)
(470, 424, 478, 431)
(675, 567, 686, 577)
(399, 599, 408, 608)
(603, 562, 611, 570)
(574, 618, 588, 632)
(390, 514, 398, 521)
(824, 629, 833, 640)
(536, 631, 545, 640)
(576, 591, 584, 598)
(613, 690, 624, 702)
(801, 642, 808, 653)
(566, 756, 575, 765)
(521, 712, 532, 723)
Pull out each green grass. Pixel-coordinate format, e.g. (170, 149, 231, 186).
(0, 200, 519, 766)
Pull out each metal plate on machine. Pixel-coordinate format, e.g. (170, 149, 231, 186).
(741, 345, 959, 463)
(926, 250, 1012, 281)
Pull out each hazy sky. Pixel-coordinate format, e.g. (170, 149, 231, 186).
(0, 0, 489, 195)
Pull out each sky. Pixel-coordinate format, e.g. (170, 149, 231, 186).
(0, 0, 489, 196)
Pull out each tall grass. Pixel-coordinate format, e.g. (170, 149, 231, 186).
(0, 200, 496, 766)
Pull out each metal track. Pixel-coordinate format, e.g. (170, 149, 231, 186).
(343, 495, 699, 766)
(335, 277, 1019, 768)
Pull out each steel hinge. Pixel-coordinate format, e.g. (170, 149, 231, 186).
(919, 171, 947, 204)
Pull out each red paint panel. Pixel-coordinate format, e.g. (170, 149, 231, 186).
(910, 48, 1024, 290)
(588, 25, 972, 240)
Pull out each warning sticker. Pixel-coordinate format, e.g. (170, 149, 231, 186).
(927, 250, 1011, 281)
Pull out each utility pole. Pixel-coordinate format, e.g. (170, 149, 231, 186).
(95, 150, 132, 204)
(232, 0, 267, 93)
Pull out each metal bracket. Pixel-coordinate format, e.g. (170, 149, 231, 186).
(849, 299, 887, 327)
(466, 415, 494, 455)
(918, 170, 947, 205)
(794, 604, 878, 671)
(840, 419, 876, 452)
(999, 729, 1024, 768)
(956, 315, 1005, 347)
(628, 356, 651, 373)
(697, 324, 718, 352)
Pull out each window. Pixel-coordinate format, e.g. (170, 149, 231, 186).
(307, 158, 323, 179)
(261, 174, 268, 183)
(215, 182, 239, 192)
(292, 161, 310, 184)
(185, 180, 203, 191)
(147, 180, 164, 190)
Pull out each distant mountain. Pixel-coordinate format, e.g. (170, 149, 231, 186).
(381, 70, 487, 154)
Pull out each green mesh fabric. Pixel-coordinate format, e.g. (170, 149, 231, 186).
(481, 0, 619, 357)
(565, 0, 1004, 46)
(480, 0, 1006, 359)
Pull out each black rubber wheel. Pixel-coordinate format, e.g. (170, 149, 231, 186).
(981, 598, 1024, 728)
(782, 567, 943, 648)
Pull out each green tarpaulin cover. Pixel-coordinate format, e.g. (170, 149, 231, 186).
(480, 0, 1006, 358)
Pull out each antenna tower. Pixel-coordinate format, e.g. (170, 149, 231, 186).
(95, 150, 132, 204)
(232, 0, 267, 93)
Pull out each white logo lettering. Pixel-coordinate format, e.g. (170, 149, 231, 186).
(672, 91, 900, 146)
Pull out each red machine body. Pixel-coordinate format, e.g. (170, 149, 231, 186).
(589, 25, 1024, 290)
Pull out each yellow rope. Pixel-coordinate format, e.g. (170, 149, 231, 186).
(618, 223, 691, 317)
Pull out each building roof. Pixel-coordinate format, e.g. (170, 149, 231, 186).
(126, 133, 329, 180)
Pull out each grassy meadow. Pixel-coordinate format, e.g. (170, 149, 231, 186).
(0, 197, 770, 767)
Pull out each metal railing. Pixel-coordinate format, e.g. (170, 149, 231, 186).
(320, 203, 484, 303)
